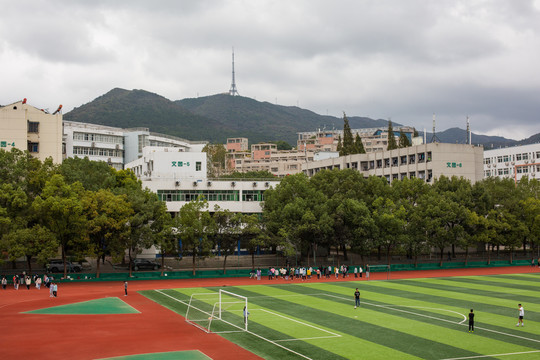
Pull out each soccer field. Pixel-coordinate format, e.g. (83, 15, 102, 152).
(141, 274, 540, 360)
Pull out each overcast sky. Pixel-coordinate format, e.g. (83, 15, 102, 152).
(2, 0, 539, 140)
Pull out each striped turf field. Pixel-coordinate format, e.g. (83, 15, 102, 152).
(140, 274, 540, 360)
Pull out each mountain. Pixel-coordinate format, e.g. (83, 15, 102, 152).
(178, 94, 394, 144)
(63, 88, 236, 142)
(64, 88, 531, 147)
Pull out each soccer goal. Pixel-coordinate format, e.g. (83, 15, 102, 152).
(367, 265, 391, 280)
(185, 289, 248, 333)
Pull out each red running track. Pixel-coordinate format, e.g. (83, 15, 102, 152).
(1, 266, 537, 360)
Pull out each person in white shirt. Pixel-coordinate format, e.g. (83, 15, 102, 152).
(517, 304, 525, 326)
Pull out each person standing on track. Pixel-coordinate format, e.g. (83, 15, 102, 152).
(468, 309, 474, 332)
(354, 288, 361, 309)
(517, 304, 525, 327)
(124, 281, 128, 296)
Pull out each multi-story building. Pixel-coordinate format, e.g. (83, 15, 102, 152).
(63, 121, 125, 169)
(125, 148, 279, 215)
(483, 143, 540, 182)
(0, 99, 63, 163)
(303, 143, 484, 184)
(226, 137, 249, 152)
(63, 121, 207, 169)
(297, 126, 416, 153)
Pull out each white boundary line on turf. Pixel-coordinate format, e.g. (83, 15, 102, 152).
(154, 289, 314, 360)
(440, 349, 540, 360)
(257, 309, 341, 342)
(322, 293, 540, 345)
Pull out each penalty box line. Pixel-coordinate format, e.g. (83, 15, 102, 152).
(322, 293, 540, 346)
(154, 289, 314, 360)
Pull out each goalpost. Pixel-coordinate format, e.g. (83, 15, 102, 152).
(367, 265, 391, 280)
(185, 289, 248, 333)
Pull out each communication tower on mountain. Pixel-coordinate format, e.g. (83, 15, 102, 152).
(229, 48, 239, 96)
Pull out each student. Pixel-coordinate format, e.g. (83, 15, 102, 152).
(243, 306, 250, 325)
(1, 276, 6, 290)
(468, 309, 474, 332)
(517, 304, 524, 327)
(354, 288, 361, 309)
(124, 281, 128, 296)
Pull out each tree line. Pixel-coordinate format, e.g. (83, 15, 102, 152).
(262, 169, 539, 267)
(1, 148, 539, 279)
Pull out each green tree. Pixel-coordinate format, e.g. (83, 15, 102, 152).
(32, 174, 89, 278)
(60, 157, 117, 191)
(213, 206, 244, 274)
(398, 130, 411, 148)
(340, 113, 354, 156)
(203, 143, 227, 176)
(272, 140, 293, 151)
(387, 119, 398, 150)
(176, 197, 215, 275)
(0, 225, 58, 274)
(83, 189, 133, 278)
(354, 133, 366, 154)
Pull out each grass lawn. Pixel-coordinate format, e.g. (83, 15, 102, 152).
(141, 274, 540, 360)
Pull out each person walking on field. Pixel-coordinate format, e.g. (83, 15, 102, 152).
(1, 276, 6, 290)
(354, 288, 361, 309)
(25, 275, 31, 290)
(517, 304, 524, 327)
(468, 309, 475, 332)
(243, 306, 250, 325)
(124, 281, 128, 296)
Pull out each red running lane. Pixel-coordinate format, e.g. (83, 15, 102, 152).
(0, 266, 537, 360)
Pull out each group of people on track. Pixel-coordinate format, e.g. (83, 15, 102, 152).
(250, 264, 371, 281)
(1, 273, 58, 297)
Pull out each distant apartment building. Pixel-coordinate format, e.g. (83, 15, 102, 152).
(483, 143, 540, 182)
(226, 137, 249, 152)
(297, 126, 416, 153)
(63, 121, 207, 169)
(303, 143, 484, 184)
(227, 138, 314, 177)
(0, 99, 63, 163)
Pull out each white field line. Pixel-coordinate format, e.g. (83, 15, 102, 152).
(155, 289, 313, 360)
(257, 308, 341, 342)
(322, 293, 540, 345)
(440, 349, 540, 360)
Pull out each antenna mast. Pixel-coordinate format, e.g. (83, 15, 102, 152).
(466, 116, 471, 144)
(431, 113, 440, 143)
(229, 48, 239, 96)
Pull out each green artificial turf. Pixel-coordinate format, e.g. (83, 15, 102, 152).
(24, 297, 140, 315)
(141, 274, 540, 360)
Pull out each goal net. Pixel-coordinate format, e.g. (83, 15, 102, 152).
(367, 265, 391, 280)
(185, 289, 248, 333)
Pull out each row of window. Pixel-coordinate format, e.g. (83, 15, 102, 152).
(484, 151, 540, 165)
(73, 147, 123, 157)
(484, 165, 540, 177)
(73, 132, 124, 145)
(348, 152, 432, 170)
(157, 190, 266, 202)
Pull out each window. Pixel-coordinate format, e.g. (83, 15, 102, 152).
(497, 156, 503, 163)
(427, 152, 432, 162)
(384, 158, 390, 167)
(516, 153, 522, 161)
(27, 121, 39, 133)
(484, 158, 491, 165)
(400, 156, 407, 165)
(409, 154, 415, 164)
(522, 153, 529, 160)
(28, 142, 39, 153)
(418, 153, 425, 163)
(376, 160, 382, 169)
(196, 162, 201, 171)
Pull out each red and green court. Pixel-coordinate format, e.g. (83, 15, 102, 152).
(1, 266, 538, 359)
